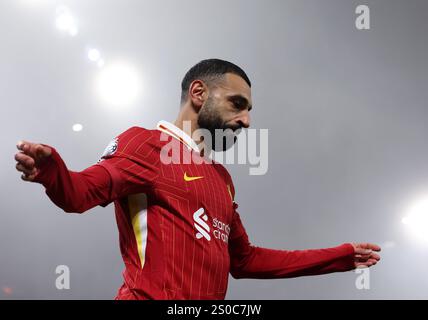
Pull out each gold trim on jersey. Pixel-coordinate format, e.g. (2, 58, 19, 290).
(128, 193, 148, 269)
(157, 120, 200, 153)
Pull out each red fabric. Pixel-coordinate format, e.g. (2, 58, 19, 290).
(34, 126, 355, 300)
(33, 148, 112, 213)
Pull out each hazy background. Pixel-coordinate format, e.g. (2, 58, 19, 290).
(1, 0, 427, 299)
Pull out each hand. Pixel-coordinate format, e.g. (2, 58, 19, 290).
(15, 140, 52, 182)
(351, 243, 381, 268)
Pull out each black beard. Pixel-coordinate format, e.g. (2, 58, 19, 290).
(197, 97, 240, 152)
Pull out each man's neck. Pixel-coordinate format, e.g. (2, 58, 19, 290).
(174, 104, 200, 143)
(174, 104, 205, 154)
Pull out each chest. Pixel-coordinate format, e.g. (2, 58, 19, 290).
(155, 161, 234, 229)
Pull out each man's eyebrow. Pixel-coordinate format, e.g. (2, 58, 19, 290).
(229, 94, 253, 111)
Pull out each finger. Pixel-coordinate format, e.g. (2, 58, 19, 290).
(16, 163, 36, 175)
(355, 256, 370, 263)
(20, 172, 36, 182)
(370, 253, 381, 261)
(17, 141, 51, 159)
(25, 143, 39, 157)
(355, 258, 371, 264)
(359, 243, 382, 252)
(18, 141, 39, 158)
(20, 142, 33, 156)
(16, 140, 30, 151)
(355, 261, 374, 268)
(361, 259, 378, 266)
(17, 140, 36, 155)
(14, 153, 35, 169)
(355, 252, 372, 259)
(355, 263, 372, 268)
(355, 247, 373, 255)
(35, 144, 51, 158)
(367, 243, 381, 251)
(355, 263, 368, 268)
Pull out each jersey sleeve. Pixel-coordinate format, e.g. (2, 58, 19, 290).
(33, 147, 115, 213)
(96, 126, 159, 198)
(33, 126, 159, 213)
(227, 183, 355, 279)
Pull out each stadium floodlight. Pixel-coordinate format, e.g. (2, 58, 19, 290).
(402, 196, 428, 243)
(96, 62, 141, 107)
(55, 6, 78, 36)
(72, 123, 83, 132)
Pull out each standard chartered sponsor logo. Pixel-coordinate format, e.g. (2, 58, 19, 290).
(212, 217, 230, 243)
(193, 208, 211, 241)
(193, 208, 230, 243)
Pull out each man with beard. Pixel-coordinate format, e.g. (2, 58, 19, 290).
(14, 59, 381, 299)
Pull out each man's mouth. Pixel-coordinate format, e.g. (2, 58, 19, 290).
(224, 124, 242, 133)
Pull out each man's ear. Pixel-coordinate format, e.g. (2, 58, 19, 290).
(188, 80, 207, 111)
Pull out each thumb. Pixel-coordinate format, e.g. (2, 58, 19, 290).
(36, 144, 52, 158)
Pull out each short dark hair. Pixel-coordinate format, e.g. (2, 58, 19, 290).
(180, 58, 251, 104)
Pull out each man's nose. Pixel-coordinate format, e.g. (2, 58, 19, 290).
(236, 111, 250, 129)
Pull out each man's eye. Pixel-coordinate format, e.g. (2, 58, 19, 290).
(233, 101, 243, 109)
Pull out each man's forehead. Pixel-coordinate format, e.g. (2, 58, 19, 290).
(221, 73, 252, 100)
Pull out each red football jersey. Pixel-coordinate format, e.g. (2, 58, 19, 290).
(34, 120, 355, 300)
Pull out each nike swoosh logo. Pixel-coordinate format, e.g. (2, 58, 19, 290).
(184, 172, 204, 182)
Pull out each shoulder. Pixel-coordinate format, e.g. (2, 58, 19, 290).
(117, 126, 160, 142)
(101, 126, 162, 160)
(213, 162, 235, 193)
(213, 162, 232, 180)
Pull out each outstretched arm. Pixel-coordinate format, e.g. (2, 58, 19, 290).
(15, 129, 160, 213)
(228, 210, 381, 279)
(15, 141, 116, 213)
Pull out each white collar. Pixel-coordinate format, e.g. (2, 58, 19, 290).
(156, 120, 200, 153)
